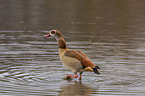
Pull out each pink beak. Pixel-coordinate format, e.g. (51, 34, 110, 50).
(44, 34, 50, 38)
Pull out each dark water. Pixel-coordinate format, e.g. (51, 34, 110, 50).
(1, 0, 145, 95)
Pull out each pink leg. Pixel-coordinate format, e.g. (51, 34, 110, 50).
(79, 75, 82, 80)
(64, 74, 78, 80)
(79, 72, 83, 80)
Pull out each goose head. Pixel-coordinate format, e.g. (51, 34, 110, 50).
(44, 30, 63, 41)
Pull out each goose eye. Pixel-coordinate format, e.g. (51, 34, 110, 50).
(51, 31, 55, 34)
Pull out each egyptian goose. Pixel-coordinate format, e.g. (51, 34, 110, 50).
(44, 30, 100, 80)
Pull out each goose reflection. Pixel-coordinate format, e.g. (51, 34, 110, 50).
(59, 81, 99, 96)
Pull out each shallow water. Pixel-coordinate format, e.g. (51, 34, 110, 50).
(0, 0, 145, 96)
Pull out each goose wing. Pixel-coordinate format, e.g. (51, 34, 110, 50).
(65, 50, 95, 68)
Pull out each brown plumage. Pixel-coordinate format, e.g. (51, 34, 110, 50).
(65, 50, 95, 68)
(44, 30, 100, 80)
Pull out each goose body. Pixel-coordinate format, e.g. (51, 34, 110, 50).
(44, 30, 100, 80)
(59, 49, 83, 74)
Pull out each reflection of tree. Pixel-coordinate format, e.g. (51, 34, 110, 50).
(59, 81, 98, 96)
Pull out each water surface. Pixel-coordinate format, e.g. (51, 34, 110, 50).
(0, 0, 145, 96)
